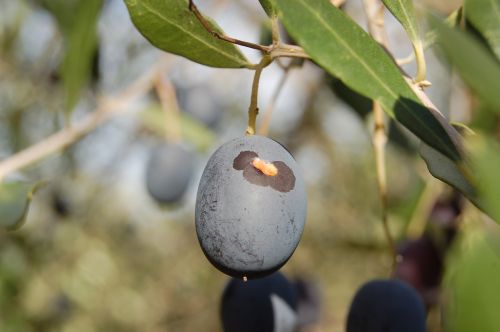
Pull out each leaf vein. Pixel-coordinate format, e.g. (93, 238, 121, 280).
(140, 1, 245, 66)
(295, 0, 457, 159)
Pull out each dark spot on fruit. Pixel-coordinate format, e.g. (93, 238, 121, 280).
(196, 135, 307, 279)
(232, 151, 295, 192)
(233, 151, 258, 170)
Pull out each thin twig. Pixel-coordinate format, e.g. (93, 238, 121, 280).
(373, 101, 397, 265)
(188, 0, 271, 53)
(246, 56, 273, 135)
(0, 66, 158, 182)
(363, 0, 397, 267)
(258, 67, 291, 136)
(154, 73, 182, 143)
(406, 178, 442, 238)
(188, 0, 310, 61)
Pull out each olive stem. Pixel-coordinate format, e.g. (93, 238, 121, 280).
(373, 101, 397, 266)
(0, 64, 158, 183)
(363, 0, 397, 268)
(405, 178, 442, 238)
(246, 56, 273, 136)
(188, 0, 310, 63)
(271, 15, 280, 46)
(413, 39, 427, 85)
(154, 71, 182, 143)
(188, 0, 271, 53)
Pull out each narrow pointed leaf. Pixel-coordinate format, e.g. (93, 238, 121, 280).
(61, 0, 102, 112)
(430, 17, 500, 111)
(0, 181, 40, 231)
(41, 0, 102, 113)
(125, 0, 250, 68)
(259, 0, 277, 17)
(419, 142, 478, 207)
(423, 8, 462, 48)
(382, 0, 420, 44)
(465, 0, 500, 61)
(275, 0, 462, 162)
(381, 0, 426, 81)
(446, 231, 500, 332)
(468, 137, 500, 222)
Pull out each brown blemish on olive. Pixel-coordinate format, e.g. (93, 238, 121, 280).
(233, 151, 258, 170)
(233, 151, 295, 193)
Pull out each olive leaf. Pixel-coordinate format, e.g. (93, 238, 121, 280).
(419, 143, 478, 208)
(41, 0, 102, 113)
(125, 0, 250, 68)
(468, 137, 500, 222)
(381, 0, 426, 81)
(446, 231, 500, 331)
(259, 0, 277, 18)
(0, 181, 41, 231)
(275, 0, 463, 163)
(430, 16, 500, 111)
(465, 0, 500, 61)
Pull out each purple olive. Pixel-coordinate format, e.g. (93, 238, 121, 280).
(195, 135, 307, 279)
(145, 143, 194, 204)
(394, 234, 443, 307)
(346, 279, 426, 332)
(220, 272, 298, 332)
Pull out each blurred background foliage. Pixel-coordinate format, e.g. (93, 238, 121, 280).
(0, 0, 499, 331)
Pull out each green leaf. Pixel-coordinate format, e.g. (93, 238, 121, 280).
(381, 0, 426, 81)
(275, 0, 462, 162)
(465, 0, 500, 61)
(445, 230, 500, 332)
(259, 0, 277, 18)
(0, 181, 40, 231)
(41, 0, 102, 113)
(140, 103, 216, 151)
(125, 0, 250, 68)
(382, 0, 419, 43)
(424, 7, 463, 48)
(430, 16, 500, 112)
(420, 142, 478, 208)
(60, 0, 102, 112)
(468, 136, 500, 222)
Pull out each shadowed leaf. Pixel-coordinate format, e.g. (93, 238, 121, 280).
(275, 0, 463, 163)
(465, 0, 500, 61)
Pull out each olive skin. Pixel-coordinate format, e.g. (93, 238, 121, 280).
(220, 272, 298, 332)
(145, 143, 194, 204)
(195, 135, 307, 279)
(346, 279, 426, 332)
(393, 235, 443, 307)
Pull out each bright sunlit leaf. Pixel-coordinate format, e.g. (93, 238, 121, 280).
(125, 0, 250, 68)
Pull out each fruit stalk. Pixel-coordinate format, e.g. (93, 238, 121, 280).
(246, 56, 273, 136)
(362, 0, 397, 267)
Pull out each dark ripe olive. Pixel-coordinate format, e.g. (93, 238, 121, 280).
(394, 234, 443, 307)
(145, 143, 194, 204)
(195, 135, 307, 279)
(220, 272, 298, 332)
(346, 279, 426, 332)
